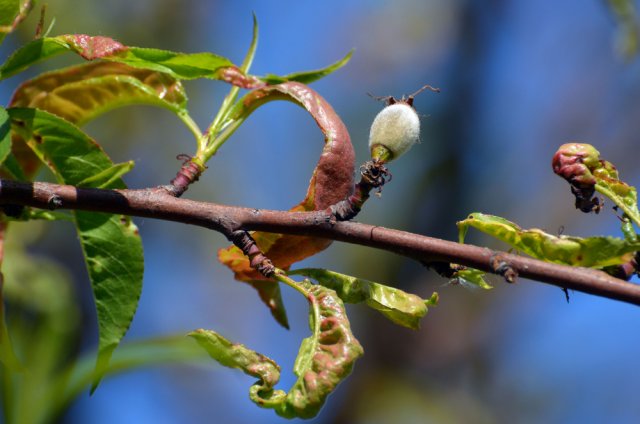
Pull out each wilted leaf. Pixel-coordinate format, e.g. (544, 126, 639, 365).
(290, 268, 436, 330)
(217, 82, 355, 328)
(7, 108, 144, 390)
(10, 62, 190, 127)
(458, 212, 640, 268)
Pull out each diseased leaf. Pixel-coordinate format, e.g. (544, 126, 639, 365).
(189, 329, 286, 407)
(553, 143, 640, 232)
(290, 268, 436, 330)
(10, 62, 189, 127)
(8, 61, 196, 181)
(0, 34, 236, 81)
(275, 281, 363, 419)
(190, 281, 363, 419)
(260, 50, 353, 85)
(7, 108, 144, 391)
(0, 106, 10, 166)
(218, 82, 355, 328)
(458, 212, 640, 268)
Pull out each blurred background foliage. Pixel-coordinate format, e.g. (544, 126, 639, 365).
(2, 0, 640, 422)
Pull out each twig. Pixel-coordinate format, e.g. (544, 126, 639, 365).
(1, 178, 639, 306)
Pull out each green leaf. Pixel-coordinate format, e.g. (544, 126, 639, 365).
(606, 0, 640, 58)
(259, 50, 353, 85)
(0, 0, 20, 46)
(7, 107, 144, 391)
(0, 106, 10, 166)
(57, 335, 209, 415)
(0, 225, 22, 371)
(0, 152, 27, 180)
(458, 212, 640, 268)
(450, 267, 492, 290)
(0, 35, 235, 81)
(594, 166, 640, 229)
(10, 62, 191, 127)
(290, 268, 436, 330)
(77, 161, 134, 189)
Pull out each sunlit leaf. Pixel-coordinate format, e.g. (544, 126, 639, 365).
(259, 50, 353, 85)
(0, 34, 235, 81)
(458, 212, 640, 268)
(10, 62, 190, 127)
(218, 82, 355, 328)
(289, 268, 437, 330)
(7, 108, 144, 391)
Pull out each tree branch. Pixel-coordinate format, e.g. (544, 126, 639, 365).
(2, 178, 639, 306)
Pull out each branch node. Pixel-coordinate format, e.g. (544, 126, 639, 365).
(47, 194, 62, 209)
(167, 155, 205, 197)
(490, 253, 518, 283)
(230, 230, 275, 278)
(328, 160, 392, 221)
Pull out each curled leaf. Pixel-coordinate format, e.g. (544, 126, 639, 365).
(218, 82, 355, 328)
(553, 143, 640, 230)
(189, 329, 286, 407)
(10, 62, 189, 127)
(458, 212, 640, 268)
(278, 281, 363, 419)
(190, 281, 363, 419)
(290, 268, 436, 330)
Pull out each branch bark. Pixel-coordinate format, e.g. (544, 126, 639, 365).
(2, 178, 640, 306)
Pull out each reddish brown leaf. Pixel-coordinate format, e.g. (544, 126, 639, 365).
(218, 82, 355, 327)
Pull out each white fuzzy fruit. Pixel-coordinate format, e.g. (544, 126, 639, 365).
(368, 102, 420, 160)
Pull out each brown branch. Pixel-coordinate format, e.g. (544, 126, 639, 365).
(2, 178, 640, 306)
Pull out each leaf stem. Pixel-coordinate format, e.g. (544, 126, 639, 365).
(273, 270, 310, 299)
